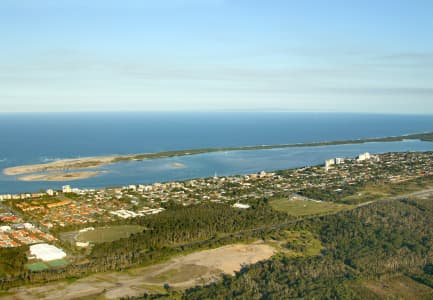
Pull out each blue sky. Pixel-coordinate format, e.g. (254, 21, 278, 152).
(1, 0, 433, 113)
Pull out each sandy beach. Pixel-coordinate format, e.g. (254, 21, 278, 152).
(17, 171, 105, 182)
(3, 156, 120, 176)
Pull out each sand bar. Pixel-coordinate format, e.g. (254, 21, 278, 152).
(17, 171, 105, 182)
(3, 156, 120, 176)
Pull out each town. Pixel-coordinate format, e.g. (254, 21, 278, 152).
(0, 151, 433, 262)
(1, 151, 433, 232)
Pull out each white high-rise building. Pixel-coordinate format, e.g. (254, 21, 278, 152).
(324, 159, 336, 171)
(335, 158, 344, 165)
(357, 152, 371, 161)
(62, 185, 72, 193)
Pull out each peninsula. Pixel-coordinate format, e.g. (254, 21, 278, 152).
(3, 131, 433, 182)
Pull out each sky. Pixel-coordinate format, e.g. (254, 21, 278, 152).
(1, 0, 433, 113)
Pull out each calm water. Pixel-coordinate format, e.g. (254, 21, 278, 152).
(1, 112, 433, 193)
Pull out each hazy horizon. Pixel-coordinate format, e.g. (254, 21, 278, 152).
(1, 110, 433, 116)
(1, 0, 433, 114)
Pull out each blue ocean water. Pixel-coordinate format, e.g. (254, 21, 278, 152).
(0, 112, 433, 193)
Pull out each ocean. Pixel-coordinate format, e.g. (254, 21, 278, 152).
(1, 112, 433, 194)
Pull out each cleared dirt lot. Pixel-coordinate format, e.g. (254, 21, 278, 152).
(4, 242, 276, 300)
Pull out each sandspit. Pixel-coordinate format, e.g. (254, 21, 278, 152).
(17, 171, 105, 182)
(3, 156, 120, 176)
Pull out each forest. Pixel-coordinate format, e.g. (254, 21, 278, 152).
(136, 197, 433, 299)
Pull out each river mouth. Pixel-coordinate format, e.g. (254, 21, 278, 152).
(1, 139, 433, 194)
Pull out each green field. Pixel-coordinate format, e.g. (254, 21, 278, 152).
(27, 262, 49, 271)
(270, 198, 353, 217)
(47, 259, 69, 268)
(359, 275, 433, 299)
(75, 225, 146, 244)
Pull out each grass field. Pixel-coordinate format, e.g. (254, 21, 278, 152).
(342, 177, 433, 204)
(270, 197, 353, 217)
(75, 225, 146, 244)
(47, 259, 69, 268)
(361, 275, 433, 299)
(27, 262, 49, 271)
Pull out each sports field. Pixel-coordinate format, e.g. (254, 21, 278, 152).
(27, 262, 49, 272)
(75, 225, 146, 244)
(47, 259, 69, 268)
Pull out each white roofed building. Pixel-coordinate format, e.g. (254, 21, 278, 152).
(30, 244, 66, 261)
(233, 203, 250, 209)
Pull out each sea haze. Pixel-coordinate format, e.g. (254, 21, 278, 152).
(0, 112, 433, 193)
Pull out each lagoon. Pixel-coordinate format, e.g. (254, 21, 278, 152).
(1, 139, 433, 193)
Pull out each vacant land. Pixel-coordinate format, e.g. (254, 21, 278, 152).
(5, 243, 276, 300)
(75, 225, 146, 244)
(342, 177, 433, 204)
(278, 230, 323, 257)
(270, 197, 353, 216)
(165, 243, 276, 276)
(362, 275, 433, 299)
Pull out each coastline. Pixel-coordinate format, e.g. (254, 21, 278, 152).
(3, 131, 433, 181)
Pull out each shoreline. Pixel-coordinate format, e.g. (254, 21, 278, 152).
(3, 131, 433, 179)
